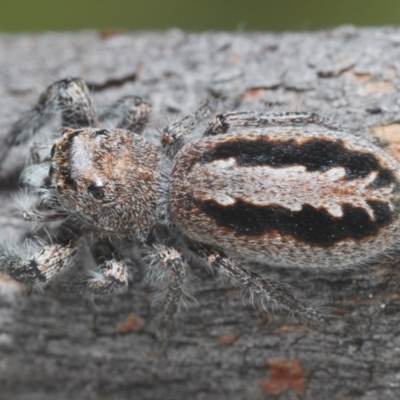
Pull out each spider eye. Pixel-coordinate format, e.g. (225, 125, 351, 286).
(88, 184, 105, 200)
(95, 129, 109, 137)
(65, 175, 78, 191)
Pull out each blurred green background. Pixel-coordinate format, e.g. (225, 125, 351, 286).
(1, 0, 400, 32)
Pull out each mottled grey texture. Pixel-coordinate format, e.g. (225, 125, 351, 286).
(1, 27, 400, 399)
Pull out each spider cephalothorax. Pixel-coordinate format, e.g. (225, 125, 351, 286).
(2, 77, 400, 328)
(51, 127, 162, 238)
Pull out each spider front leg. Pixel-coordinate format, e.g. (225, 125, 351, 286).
(205, 111, 326, 136)
(191, 243, 328, 325)
(99, 96, 151, 133)
(146, 244, 190, 330)
(161, 95, 218, 157)
(85, 239, 130, 295)
(0, 234, 78, 289)
(0, 77, 98, 167)
(60, 238, 130, 296)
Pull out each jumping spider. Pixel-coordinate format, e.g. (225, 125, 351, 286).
(1, 77, 400, 327)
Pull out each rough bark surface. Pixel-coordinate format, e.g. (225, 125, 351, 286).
(1, 27, 400, 400)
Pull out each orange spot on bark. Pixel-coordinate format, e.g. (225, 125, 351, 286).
(370, 123, 400, 161)
(218, 335, 240, 346)
(341, 70, 395, 94)
(116, 313, 144, 334)
(341, 70, 371, 82)
(362, 81, 395, 95)
(230, 54, 242, 64)
(272, 324, 297, 335)
(351, 297, 361, 305)
(259, 359, 306, 395)
(333, 306, 346, 315)
(390, 294, 400, 302)
(241, 88, 267, 100)
(99, 29, 124, 40)
(258, 311, 271, 327)
(353, 73, 372, 83)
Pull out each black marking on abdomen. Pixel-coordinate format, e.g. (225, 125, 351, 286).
(201, 138, 397, 188)
(200, 199, 393, 247)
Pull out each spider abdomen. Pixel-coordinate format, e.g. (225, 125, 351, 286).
(169, 127, 400, 268)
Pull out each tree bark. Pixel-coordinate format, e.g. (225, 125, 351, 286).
(1, 27, 400, 399)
